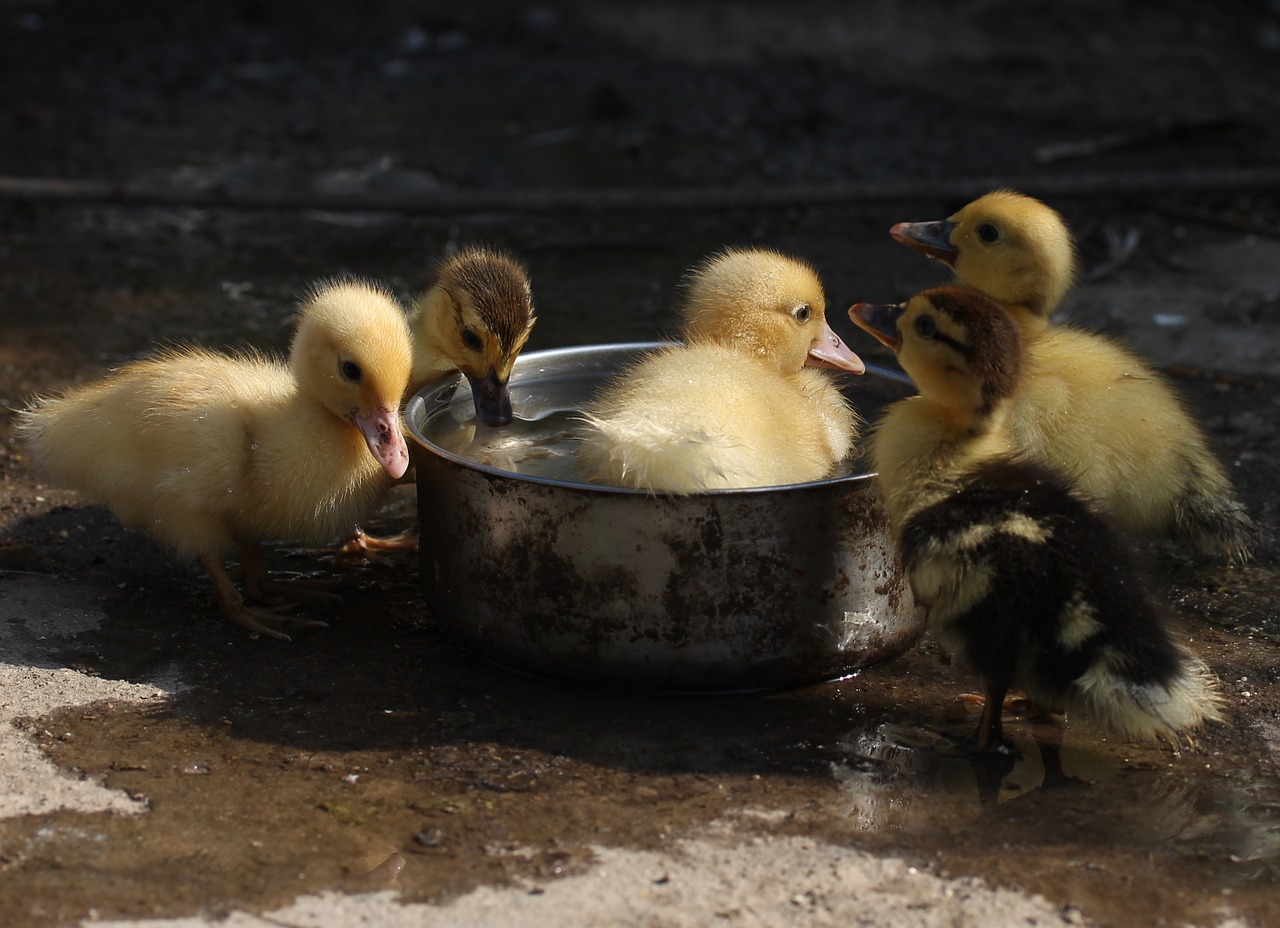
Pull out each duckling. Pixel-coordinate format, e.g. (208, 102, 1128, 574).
(16, 279, 413, 640)
(407, 244, 536, 425)
(339, 244, 537, 556)
(577, 248, 864, 493)
(890, 189, 1258, 561)
(850, 286, 1222, 750)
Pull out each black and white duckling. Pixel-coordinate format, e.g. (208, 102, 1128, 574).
(407, 244, 536, 426)
(890, 189, 1258, 562)
(17, 280, 413, 640)
(577, 247, 864, 493)
(849, 286, 1223, 750)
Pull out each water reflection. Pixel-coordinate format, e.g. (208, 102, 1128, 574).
(826, 718, 1280, 884)
(430, 408, 586, 482)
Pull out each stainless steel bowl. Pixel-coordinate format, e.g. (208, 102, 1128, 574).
(405, 343, 923, 691)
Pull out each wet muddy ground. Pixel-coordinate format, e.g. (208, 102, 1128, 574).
(2, 2, 1280, 926)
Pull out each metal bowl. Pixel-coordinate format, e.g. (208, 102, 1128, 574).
(405, 343, 923, 692)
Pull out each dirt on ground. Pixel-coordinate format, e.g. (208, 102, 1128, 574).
(1, 2, 1279, 927)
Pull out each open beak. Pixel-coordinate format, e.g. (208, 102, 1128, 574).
(805, 320, 865, 374)
(355, 404, 410, 479)
(467, 370, 514, 427)
(890, 219, 958, 266)
(849, 302, 906, 352)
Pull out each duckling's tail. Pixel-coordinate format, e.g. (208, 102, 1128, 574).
(1175, 489, 1263, 565)
(576, 412, 745, 494)
(1066, 647, 1224, 746)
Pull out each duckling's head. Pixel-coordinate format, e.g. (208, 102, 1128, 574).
(410, 245, 536, 426)
(890, 190, 1077, 318)
(679, 248, 864, 375)
(850, 286, 1021, 422)
(292, 279, 413, 479)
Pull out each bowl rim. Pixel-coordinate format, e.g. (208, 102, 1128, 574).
(405, 342, 912, 497)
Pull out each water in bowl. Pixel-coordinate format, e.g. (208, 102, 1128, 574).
(428, 406, 587, 483)
(425, 403, 870, 486)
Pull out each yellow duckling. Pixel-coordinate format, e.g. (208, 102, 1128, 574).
(890, 189, 1258, 561)
(577, 248, 864, 492)
(17, 279, 413, 640)
(850, 286, 1223, 750)
(407, 244, 536, 424)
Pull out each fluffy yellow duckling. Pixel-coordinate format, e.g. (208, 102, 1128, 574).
(17, 279, 413, 640)
(407, 244, 536, 425)
(577, 248, 864, 493)
(850, 286, 1223, 750)
(891, 189, 1258, 561)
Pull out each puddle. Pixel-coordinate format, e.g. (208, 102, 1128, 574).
(820, 688, 1280, 925)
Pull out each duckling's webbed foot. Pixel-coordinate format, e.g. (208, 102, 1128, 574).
(336, 525, 420, 558)
(960, 691, 1061, 723)
(224, 599, 327, 642)
(202, 552, 330, 642)
(238, 542, 343, 605)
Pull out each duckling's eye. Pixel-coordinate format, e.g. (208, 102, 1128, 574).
(461, 328, 484, 352)
(976, 222, 1000, 244)
(914, 315, 937, 339)
(792, 304, 812, 324)
(340, 360, 363, 382)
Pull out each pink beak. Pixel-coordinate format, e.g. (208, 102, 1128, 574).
(355, 404, 410, 479)
(806, 321, 866, 374)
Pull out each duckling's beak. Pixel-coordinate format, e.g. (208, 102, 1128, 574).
(467, 370, 514, 427)
(890, 219, 958, 266)
(355, 404, 411, 479)
(805, 321, 866, 374)
(848, 302, 905, 351)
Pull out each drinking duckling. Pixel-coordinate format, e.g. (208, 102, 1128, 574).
(407, 244, 536, 425)
(890, 189, 1258, 562)
(17, 280, 413, 641)
(850, 286, 1223, 750)
(577, 247, 864, 493)
(344, 244, 537, 555)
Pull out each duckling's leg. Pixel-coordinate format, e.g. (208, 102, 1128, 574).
(201, 551, 328, 642)
(238, 543, 344, 604)
(974, 674, 1011, 751)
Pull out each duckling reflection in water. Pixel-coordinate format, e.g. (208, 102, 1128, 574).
(850, 286, 1223, 751)
(577, 247, 865, 493)
(890, 190, 1258, 562)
